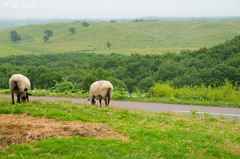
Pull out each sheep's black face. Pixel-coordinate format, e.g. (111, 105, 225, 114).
(22, 96, 27, 102)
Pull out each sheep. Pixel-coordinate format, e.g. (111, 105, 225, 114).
(9, 74, 32, 104)
(87, 80, 113, 106)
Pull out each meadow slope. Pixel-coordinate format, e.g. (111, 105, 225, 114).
(0, 20, 240, 56)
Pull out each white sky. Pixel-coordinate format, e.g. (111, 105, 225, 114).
(0, 0, 240, 19)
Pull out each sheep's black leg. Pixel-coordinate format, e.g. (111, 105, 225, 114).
(105, 91, 110, 106)
(17, 92, 22, 104)
(99, 99, 102, 107)
(12, 91, 14, 104)
(91, 97, 96, 105)
(17, 95, 20, 103)
(26, 93, 29, 102)
(108, 96, 111, 106)
(104, 98, 108, 106)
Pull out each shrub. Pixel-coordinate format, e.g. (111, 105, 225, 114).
(151, 82, 175, 97)
(108, 77, 128, 91)
(137, 77, 155, 93)
(52, 78, 82, 93)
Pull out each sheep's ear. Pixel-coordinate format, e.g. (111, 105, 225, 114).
(27, 93, 32, 96)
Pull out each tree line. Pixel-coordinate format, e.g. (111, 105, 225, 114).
(1, 35, 240, 92)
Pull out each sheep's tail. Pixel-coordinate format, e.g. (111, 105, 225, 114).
(13, 81, 18, 88)
(107, 88, 112, 106)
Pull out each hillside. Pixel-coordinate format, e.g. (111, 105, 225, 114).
(0, 34, 240, 94)
(0, 20, 240, 56)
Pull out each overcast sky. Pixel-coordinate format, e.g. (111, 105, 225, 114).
(1, 0, 240, 19)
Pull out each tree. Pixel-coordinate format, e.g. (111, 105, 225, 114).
(82, 67, 110, 90)
(81, 21, 90, 27)
(69, 27, 76, 34)
(110, 20, 117, 22)
(106, 41, 112, 49)
(10, 30, 21, 42)
(108, 77, 128, 91)
(43, 35, 49, 42)
(26, 66, 48, 89)
(131, 19, 144, 22)
(44, 29, 53, 36)
(35, 72, 63, 89)
(138, 77, 155, 93)
(10, 30, 18, 36)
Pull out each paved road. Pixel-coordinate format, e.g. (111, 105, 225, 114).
(1, 95, 240, 120)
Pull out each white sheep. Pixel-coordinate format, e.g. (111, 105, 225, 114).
(87, 80, 113, 106)
(9, 74, 32, 104)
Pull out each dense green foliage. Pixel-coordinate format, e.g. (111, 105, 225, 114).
(81, 21, 90, 27)
(131, 19, 144, 22)
(110, 20, 117, 22)
(10, 30, 21, 42)
(68, 27, 76, 34)
(44, 29, 53, 36)
(151, 79, 240, 104)
(43, 35, 49, 42)
(0, 35, 240, 94)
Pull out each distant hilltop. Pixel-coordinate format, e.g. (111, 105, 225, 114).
(1, 16, 240, 30)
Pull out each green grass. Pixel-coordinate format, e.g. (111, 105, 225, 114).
(1, 82, 240, 108)
(0, 45, 33, 57)
(0, 97, 239, 158)
(0, 20, 240, 56)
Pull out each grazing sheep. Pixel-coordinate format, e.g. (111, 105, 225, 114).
(9, 74, 32, 104)
(88, 80, 113, 106)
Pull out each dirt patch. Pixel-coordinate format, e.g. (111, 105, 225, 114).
(0, 114, 130, 148)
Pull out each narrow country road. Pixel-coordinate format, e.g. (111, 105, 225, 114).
(1, 95, 240, 120)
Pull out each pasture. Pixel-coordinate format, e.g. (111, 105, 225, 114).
(0, 97, 239, 158)
(0, 20, 240, 56)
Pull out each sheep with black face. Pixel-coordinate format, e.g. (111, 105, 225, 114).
(9, 74, 32, 104)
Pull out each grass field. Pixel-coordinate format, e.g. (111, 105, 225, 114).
(0, 20, 240, 56)
(0, 97, 239, 158)
(0, 45, 33, 57)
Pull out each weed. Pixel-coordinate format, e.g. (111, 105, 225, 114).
(219, 114, 227, 120)
(232, 115, 238, 123)
(190, 109, 198, 115)
(204, 112, 211, 118)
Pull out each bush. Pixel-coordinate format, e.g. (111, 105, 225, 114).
(44, 29, 53, 36)
(151, 82, 175, 97)
(82, 67, 110, 90)
(52, 78, 82, 93)
(43, 35, 49, 42)
(107, 77, 128, 91)
(137, 77, 155, 93)
(151, 79, 240, 102)
(69, 27, 76, 34)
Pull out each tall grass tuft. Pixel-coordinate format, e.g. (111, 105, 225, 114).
(151, 82, 175, 97)
(152, 79, 240, 103)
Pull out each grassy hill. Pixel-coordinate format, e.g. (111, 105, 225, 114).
(0, 20, 240, 56)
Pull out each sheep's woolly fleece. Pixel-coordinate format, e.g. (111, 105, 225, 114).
(0, 114, 130, 148)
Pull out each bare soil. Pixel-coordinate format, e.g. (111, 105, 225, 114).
(0, 114, 130, 148)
